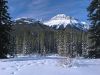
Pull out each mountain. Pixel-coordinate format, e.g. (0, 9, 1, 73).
(14, 17, 53, 31)
(15, 17, 39, 24)
(14, 16, 89, 31)
(44, 14, 89, 30)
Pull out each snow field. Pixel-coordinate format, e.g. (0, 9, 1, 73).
(0, 56, 100, 75)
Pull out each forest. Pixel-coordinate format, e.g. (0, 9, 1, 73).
(6, 18, 89, 58)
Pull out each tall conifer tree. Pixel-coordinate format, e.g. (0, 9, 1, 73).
(0, 0, 12, 58)
(87, 0, 100, 51)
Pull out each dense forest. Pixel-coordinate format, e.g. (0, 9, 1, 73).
(9, 18, 89, 58)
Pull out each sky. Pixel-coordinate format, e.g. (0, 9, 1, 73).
(8, 0, 91, 22)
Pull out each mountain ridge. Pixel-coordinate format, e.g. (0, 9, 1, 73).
(14, 14, 89, 31)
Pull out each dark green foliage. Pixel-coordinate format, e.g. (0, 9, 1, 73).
(0, 0, 12, 58)
(87, 0, 100, 51)
(13, 18, 88, 57)
(13, 19, 57, 56)
(56, 26, 88, 57)
(88, 50, 100, 58)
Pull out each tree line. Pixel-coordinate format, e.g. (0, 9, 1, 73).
(11, 20, 88, 57)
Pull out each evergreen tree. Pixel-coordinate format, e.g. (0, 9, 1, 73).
(87, 0, 100, 51)
(0, 0, 12, 58)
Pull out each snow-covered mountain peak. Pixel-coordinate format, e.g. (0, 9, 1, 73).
(44, 14, 89, 30)
(51, 14, 72, 20)
(44, 14, 79, 27)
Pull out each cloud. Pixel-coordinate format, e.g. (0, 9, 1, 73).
(8, 0, 91, 22)
(32, 0, 46, 5)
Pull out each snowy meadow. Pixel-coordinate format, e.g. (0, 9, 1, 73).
(0, 55, 100, 75)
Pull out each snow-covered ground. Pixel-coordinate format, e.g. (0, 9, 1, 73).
(0, 55, 100, 75)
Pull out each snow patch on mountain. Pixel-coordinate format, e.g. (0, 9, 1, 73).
(15, 17, 37, 24)
(81, 22, 89, 30)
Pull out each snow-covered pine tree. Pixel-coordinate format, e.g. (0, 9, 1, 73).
(0, 0, 12, 58)
(87, 0, 100, 57)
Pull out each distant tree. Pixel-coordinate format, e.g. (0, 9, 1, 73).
(87, 0, 100, 51)
(0, 0, 12, 58)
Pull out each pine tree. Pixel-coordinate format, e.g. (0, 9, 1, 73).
(87, 0, 100, 51)
(0, 0, 12, 58)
